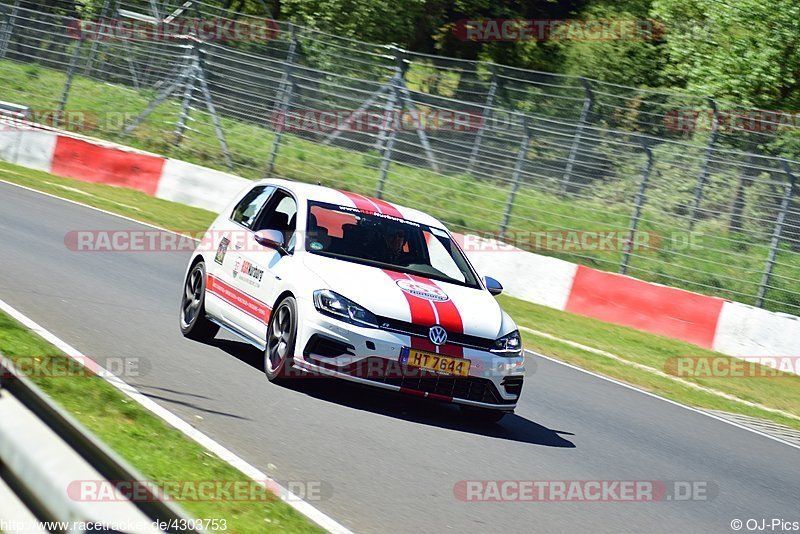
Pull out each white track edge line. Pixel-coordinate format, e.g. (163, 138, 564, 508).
(524, 347, 800, 451)
(0, 297, 353, 534)
(3, 179, 798, 453)
(521, 326, 800, 420)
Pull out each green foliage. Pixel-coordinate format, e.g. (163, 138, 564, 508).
(555, 3, 666, 87)
(652, 0, 800, 109)
(279, 0, 427, 45)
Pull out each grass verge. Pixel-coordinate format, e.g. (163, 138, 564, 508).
(1, 161, 798, 433)
(0, 310, 322, 532)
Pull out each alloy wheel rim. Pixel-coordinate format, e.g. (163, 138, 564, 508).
(267, 305, 291, 372)
(181, 268, 203, 327)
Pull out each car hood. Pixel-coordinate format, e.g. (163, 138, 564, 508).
(303, 253, 504, 340)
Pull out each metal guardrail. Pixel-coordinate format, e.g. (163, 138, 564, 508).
(0, 100, 29, 119)
(0, 356, 199, 533)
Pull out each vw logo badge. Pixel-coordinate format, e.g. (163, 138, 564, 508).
(429, 325, 448, 346)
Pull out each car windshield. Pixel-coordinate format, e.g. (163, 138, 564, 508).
(305, 201, 480, 288)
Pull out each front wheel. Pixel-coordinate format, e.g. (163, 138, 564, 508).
(459, 405, 509, 424)
(180, 261, 219, 341)
(265, 296, 298, 382)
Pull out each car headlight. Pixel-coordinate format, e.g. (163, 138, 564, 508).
(491, 330, 522, 356)
(313, 290, 378, 328)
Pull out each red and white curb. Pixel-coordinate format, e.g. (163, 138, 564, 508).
(1, 125, 798, 367)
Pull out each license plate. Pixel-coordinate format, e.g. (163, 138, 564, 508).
(400, 348, 471, 377)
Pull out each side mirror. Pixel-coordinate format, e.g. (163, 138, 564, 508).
(483, 276, 503, 296)
(254, 229, 287, 254)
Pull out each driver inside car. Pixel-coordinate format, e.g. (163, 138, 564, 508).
(366, 222, 409, 264)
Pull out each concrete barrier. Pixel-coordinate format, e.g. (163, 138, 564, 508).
(0, 129, 56, 171)
(714, 301, 800, 358)
(156, 158, 250, 213)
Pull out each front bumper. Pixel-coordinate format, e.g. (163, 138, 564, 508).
(294, 297, 526, 410)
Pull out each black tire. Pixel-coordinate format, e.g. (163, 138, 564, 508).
(180, 261, 219, 341)
(265, 296, 298, 383)
(459, 405, 509, 424)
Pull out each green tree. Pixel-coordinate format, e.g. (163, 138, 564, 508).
(278, 0, 428, 46)
(554, 2, 666, 87)
(652, 0, 800, 109)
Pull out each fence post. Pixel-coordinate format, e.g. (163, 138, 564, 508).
(265, 25, 298, 177)
(266, 80, 294, 176)
(619, 139, 654, 275)
(498, 115, 531, 239)
(84, 0, 112, 76)
(466, 66, 497, 175)
(194, 43, 234, 170)
(0, 0, 20, 60)
(147, 0, 162, 21)
(560, 77, 593, 195)
(272, 23, 297, 115)
(375, 78, 400, 199)
(374, 47, 403, 152)
(754, 161, 796, 308)
(173, 42, 198, 146)
(56, 34, 84, 123)
(728, 140, 758, 233)
(688, 98, 720, 230)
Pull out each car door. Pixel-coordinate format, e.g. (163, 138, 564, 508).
(205, 185, 275, 339)
(224, 188, 298, 341)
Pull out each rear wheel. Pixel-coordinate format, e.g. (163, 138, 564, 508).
(459, 405, 509, 423)
(180, 261, 219, 341)
(265, 296, 298, 382)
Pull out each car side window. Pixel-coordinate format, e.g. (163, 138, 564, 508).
(231, 186, 274, 229)
(255, 190, 298, 249)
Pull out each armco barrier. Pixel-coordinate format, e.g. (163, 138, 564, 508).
(0, 126, 798, 363)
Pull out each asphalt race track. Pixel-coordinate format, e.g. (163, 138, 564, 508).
(2, 181, 798, 533)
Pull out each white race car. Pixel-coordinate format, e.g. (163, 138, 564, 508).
(180, 179, 525, 421)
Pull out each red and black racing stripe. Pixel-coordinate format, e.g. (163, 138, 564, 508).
(382, 270, 465, 358)
(338, 190, 404, 219)
(407, 274, 464, 358)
